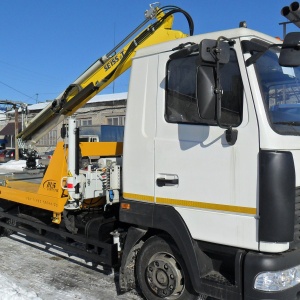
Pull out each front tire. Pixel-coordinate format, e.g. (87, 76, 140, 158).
(136, 235, 198, 300)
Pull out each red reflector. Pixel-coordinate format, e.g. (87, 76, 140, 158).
(67, 183, 73, 188)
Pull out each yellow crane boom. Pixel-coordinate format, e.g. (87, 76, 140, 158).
(18, 3, 194, 144)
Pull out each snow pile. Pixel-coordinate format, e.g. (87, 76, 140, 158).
(0, 273, 41, 300)
(0, 160, 26, 173)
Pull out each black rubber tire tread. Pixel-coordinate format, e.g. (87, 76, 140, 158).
(0, 218, 16, 236)
(136, 234, 198, 300)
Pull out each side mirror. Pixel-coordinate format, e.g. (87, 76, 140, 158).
(197, 39, 230, 120)
(196, 66, 216, 119)
(61, 124, 67, 139)
(279, 32, 300, 67)
(200, 39, 230, 64)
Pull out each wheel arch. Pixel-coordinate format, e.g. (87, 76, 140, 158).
(119, 201, 213, 293)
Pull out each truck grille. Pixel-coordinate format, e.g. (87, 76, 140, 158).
(292, 187, 300, 248)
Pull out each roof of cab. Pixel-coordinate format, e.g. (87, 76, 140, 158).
(134, 27, 280, 58)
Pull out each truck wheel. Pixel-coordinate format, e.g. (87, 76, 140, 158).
(136, 235, 198, 300)
(0, 218, 16, 236)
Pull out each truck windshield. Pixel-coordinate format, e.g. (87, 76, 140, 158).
(255, 47, 300, 135)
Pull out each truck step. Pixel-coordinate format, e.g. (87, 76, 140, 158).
(202, 271, 234, 287)
(199, 270, 241, 300)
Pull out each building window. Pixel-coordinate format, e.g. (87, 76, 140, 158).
(37, 130, 57, 146)
(49, 130, 57, 146)
(77, 118, 92, 126)
(107, 116, 125, 126)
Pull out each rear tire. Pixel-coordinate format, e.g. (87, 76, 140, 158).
(0, 218, 16, 236)
(136, 235, 198, 300)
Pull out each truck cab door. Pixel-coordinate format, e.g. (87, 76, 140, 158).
(154, 48, 260, 250)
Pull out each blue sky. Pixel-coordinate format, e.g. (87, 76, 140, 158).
(0, 0, 297, 104)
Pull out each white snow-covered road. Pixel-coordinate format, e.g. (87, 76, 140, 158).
(0, 161, 142, 300)
(0, 234, 142, 300)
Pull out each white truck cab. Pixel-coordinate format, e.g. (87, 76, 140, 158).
(120, 28, 300, 299)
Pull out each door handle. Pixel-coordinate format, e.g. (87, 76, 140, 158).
(156, 178, 179, 187)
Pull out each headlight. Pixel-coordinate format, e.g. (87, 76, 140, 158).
(254, 265, 300, 291)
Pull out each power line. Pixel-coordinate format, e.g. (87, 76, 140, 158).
(0, 80, 35, 101)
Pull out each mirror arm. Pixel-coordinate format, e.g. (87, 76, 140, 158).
(215, 40, 228, 130)
(217, 36, 236, 46)
(245, 43, 284, 67)
(216, 90, 238, 145)
(215, 39, 238, 145)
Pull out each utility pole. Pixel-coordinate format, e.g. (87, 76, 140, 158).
(14, 105, 19, 160)
(0, 100, 27, 160)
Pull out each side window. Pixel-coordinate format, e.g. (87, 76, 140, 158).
(165, 50, 243, 126)
(165, 55, 199, 123)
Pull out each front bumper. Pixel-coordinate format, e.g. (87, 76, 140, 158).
(244, 247, 300, 300)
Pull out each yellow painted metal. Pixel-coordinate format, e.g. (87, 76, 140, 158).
(6, 181, 39, 194)
(122, 192, 257, 215)
(18, 10, 189, 142)
(0, 141, 124, 223)
(123, 192, 154, 203)
(52, 212, 62, 224)
(37, 141, 68, 198)
(0, 183, 66, 213)
(80, 142, 123, 157)
(65, 16, 187, 115)
(0, 142, 69, 216)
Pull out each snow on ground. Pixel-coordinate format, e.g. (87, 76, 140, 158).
(0, 273, 41, 300)
(0, 160, 143, 300)
(0, 161, 41, 299)
(0, 234, 143, 300)
(0, 160, 26, 173)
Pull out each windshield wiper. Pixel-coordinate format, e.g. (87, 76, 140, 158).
(273, 121, 300, 126)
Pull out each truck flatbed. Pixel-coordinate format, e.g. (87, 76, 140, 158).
(0, 170, 44, 191)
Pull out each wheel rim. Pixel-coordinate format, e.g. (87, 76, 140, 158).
(146, 252, 184, 299)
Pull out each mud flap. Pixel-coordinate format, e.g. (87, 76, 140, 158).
(119, 227, 146, 292)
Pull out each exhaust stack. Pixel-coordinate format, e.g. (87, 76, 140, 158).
(281, 2, 300, 28)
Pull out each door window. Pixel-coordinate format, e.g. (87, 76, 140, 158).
(165, 51, 243, 126)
